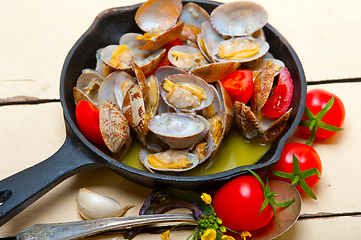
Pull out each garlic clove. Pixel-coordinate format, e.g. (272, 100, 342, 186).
(76, 188, 133, 220)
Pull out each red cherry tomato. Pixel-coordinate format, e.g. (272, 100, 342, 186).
(220, 69, 254, 105)
(75, 100, 105, 146)
(212, 175, 273, 231)
(298, 89, 345, 139)
(262, 67, 294, 118)
(270, 142, 322, 194)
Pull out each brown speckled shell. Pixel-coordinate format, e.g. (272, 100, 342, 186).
(234, 101, 260, 139)
(251, 63, 275, 119)
(122, 83, 146, 135)
(139, 22, 185, 50)
(99, 101, 131, 153)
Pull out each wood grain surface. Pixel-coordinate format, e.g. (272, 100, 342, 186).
(1, 0, 360, 239)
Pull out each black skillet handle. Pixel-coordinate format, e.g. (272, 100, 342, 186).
(0, 126, 106, 227)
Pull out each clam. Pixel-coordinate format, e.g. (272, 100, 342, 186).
(199, 1, 270, 64)
(132, 61, 159, 119)
(251, 63, 275, 121)
(207, 111, 226, 149)
(147, 112, 208, 149)
(215, 81, 234, 133)
(135, 0, 184, 50)
(199, 84, 222, 120)
(192, 110, 226, 164)
(179, 2, 210, 30)
(168, 45, 209, 71)
(119, 33, 166, 74)
(99, 101, 132, 155)
(190, 61, 241, 83)
(130, 62, 166, 152)
(98, 71, 130, 109)
(210, 1, 268, 37)
(234, 64, 293, 142)
(122, 83, 146, 135)
(199, 82, 233, 134)
(192, 132, 215, 164)
(211, 36, 269, 63)
(100, 45, 134, 72)
(154, 66, 188, 114)
(139, 148, 199, 172)
(73, 71, 104, 107)
(248, 58, 285, 79)
(200, 21, 223, 63)
(113, 71, 135, 111)
(234, 102, 292, 142)
(160, 73, 215, 113)
(179, 3, 210, 46)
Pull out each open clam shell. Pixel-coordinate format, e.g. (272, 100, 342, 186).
(139, 148, 199, 172)
(100, 45, 134, 72)
(73, 72, 104, 107)
(168, 45, 209, 71)
(139, 22, 185, 51)
(210, 1, 268, 36)
(119, 33, 166, 74)
(113, 71, 135, 110)
(98, 71, 128, 109)
(147, 112, 208, 149)
(135, 0, 183, 33)
(200, 21, 224, 62)
(154, 66, 188, 114)
(199, 84, 222, 119)
(190, 61, 241, 83)
(234, 101, 293, 142)
(160, 73, 215, 112)
(216, 81, 234, 133)
(179, 2, 210, 29)
(248, 58, 285, 79)
(250, 63, 276, 120)
(211, 36, 269, 63)
(192, 131, 215, 164)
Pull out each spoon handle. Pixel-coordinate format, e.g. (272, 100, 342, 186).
(16, 213, 196, 240)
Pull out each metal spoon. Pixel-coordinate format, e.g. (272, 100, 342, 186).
(16, 181, 301, 240)
(15, 213, 196, 240)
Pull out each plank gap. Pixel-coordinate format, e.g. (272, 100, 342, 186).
(299, 211, 361, 220)
(0, 96, 59, 106)
(307, 77, 361, 85)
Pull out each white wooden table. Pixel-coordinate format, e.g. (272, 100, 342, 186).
(1, 0, 361, 239)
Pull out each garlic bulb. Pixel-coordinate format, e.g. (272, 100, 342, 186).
(76, 188, 133, 220)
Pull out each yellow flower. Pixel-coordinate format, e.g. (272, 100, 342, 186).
(161, 230, 171, 240)
(240, 231, 252, 240)
(201, 229, 217, 240)
(221, 235, 235, 240)
(201, 193, 212, 204)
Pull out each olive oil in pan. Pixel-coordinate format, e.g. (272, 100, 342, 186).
(120, 126, 271, 176)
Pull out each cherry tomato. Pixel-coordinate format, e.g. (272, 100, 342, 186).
(262, 67, 293, 118)
(75, 100, 105, 146)
(298, 89, 345, 140)
(270, 142, 322, 194)
(220, 69, 253, 105)
(212, 175, 273, 231)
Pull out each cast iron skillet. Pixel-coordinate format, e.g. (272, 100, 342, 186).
(0, 0, 306, 228)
